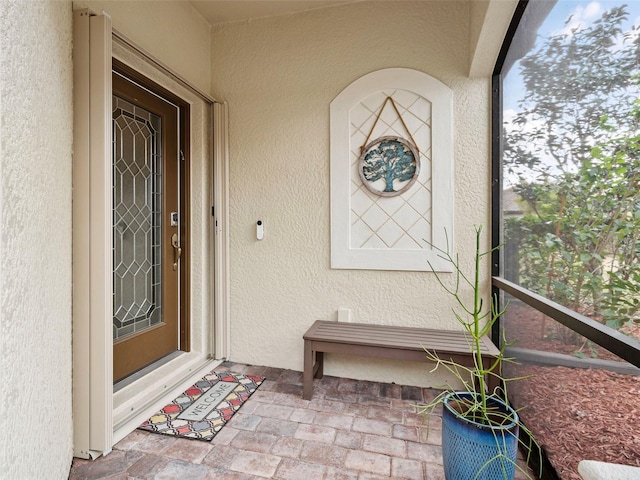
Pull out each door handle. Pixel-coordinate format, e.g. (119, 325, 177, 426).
(171, 233, 182, 271)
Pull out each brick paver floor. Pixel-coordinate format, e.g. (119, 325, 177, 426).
(69, 361, 533, 479)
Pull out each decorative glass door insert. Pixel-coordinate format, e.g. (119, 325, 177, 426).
(113, 97, 163, 340)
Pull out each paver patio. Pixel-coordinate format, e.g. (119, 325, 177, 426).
(69, 361, 533, 479)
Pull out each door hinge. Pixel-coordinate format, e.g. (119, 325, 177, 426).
(211, 206, 215, 217)
(179, 149, 185, 161)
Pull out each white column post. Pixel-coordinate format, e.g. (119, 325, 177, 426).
(72, 8, 113, 459)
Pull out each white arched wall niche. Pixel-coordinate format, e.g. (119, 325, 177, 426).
(330, 68, 454, 272)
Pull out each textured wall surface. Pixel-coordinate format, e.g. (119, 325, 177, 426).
(76, 0, 211, 95)
(211, 1, 492, 387)
(0, 1, 74, 477)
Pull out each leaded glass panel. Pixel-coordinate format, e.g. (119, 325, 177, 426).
(112, 96, 163, 340)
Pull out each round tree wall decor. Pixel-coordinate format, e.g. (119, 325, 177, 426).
(358, 136, 420, 196)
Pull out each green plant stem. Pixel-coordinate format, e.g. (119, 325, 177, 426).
(474, 226, 488, 413)
(416, 225, 542, 479)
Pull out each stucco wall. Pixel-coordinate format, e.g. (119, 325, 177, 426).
(211, 1, 492, 387)
(76, 0, 211, 94)
(0, 0, 74, 477)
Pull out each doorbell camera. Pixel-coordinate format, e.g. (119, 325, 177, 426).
(256, 220, 264, 240)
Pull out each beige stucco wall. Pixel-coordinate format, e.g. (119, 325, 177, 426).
(0, 0, 74, 477)
(211, 1, 491, 387)
(75, 0, 211, 94)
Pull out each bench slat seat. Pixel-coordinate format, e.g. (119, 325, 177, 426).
(303, 320, 500, 400)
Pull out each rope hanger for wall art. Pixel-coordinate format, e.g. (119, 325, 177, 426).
(360, 96, 420, 154)
(358, 96, 421, 197)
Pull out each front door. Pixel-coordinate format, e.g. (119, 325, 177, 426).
(112, 64, 187, 383)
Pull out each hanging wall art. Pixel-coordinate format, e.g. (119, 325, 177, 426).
(330, 68, 454, 272)
(358, 97, 420, 197)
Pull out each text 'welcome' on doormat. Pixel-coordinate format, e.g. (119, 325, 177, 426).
(139, 371, 264, 441)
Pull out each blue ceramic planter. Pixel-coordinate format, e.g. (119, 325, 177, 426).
(442, 392, 520, 480)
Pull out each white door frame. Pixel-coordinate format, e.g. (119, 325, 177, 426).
(72, 9, 113, 458)
(72, 8, 230, 458)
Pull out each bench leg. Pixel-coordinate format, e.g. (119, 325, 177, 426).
(487, 374, 499, 394)
(303, 339, 314, 400)
(315, 352, 324, 379)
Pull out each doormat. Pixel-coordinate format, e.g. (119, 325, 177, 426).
(138, 371, 264, 441)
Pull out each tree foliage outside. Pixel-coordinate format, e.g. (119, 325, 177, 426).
(361, 139, 417, 193)
(504, 4, 640, 339)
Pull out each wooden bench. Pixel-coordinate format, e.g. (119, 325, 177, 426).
(303, 320, 501, 400)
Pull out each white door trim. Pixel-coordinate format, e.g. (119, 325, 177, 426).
(72, 8, 231, 458)
(72, 8, 113, 459)
(212, 102, 231, 359)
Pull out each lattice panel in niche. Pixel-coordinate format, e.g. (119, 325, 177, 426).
(331, 68, 454, 272)
(349, 89, 432, 250)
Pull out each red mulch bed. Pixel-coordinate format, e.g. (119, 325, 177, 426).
(503, 304, 640, 479)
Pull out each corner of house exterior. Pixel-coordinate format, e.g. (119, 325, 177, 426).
(0, 0, 74, 478)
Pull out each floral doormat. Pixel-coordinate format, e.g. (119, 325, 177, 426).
(138, 371, 264, 441)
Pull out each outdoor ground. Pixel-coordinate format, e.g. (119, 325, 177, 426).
(70, 362, 535, 479)
(504, 303, 640, 480)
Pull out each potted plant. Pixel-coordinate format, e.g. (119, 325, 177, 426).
(417, 226, 541, 480)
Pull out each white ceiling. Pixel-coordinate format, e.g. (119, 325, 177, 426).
(189, 0, 359, 26)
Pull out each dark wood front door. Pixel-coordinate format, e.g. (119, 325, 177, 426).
(112, 64, 187, 383)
